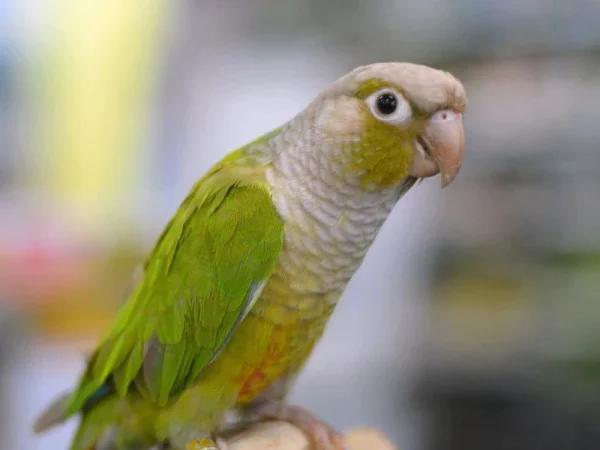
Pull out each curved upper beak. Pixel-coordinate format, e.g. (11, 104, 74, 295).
(423, 111, 466, 188)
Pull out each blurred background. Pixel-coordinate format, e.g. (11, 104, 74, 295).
(1, 1, 600, 449)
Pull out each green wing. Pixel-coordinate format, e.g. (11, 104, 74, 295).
(65, 164, 284, 413)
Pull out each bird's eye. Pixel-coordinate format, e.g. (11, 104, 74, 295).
(366, 88, 412, 124)
(377, 93, 397, 115)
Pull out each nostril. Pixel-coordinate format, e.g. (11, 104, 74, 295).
(431, 109, 458, 122)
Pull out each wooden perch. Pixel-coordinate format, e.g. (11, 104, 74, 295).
(222, 421, 397, 450)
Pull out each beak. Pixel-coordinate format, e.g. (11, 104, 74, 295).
(423, 110, 465, 188)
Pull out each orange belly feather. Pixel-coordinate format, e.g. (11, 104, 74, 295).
(234, 328, 293, 405)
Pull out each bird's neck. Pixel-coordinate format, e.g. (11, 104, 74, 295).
(260, 118, 413, 302)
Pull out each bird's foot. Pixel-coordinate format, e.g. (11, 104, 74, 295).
(215, 437, 229, 450)
(246, 401, 347, 450)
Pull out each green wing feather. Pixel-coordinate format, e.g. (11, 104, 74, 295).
(64, 162, 284, 414)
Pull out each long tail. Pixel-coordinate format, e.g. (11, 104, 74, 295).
(33, 391, 72, 433)
(35, 381, 159, 449)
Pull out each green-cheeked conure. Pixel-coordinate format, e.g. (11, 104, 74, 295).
(34, 62, 467, 450)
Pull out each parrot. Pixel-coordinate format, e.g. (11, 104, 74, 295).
(33, 62, 467, 450)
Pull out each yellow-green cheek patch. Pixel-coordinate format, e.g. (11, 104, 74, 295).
(346, 111, 416, 190)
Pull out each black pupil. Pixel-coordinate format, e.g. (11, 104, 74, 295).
(377, 93, 397, 115)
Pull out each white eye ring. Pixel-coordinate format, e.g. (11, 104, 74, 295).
(366, 88, 413, 125)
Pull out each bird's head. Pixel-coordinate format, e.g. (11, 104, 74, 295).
(313, 62, 467, 190)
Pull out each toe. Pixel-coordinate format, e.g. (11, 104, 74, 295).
(215, 437, 229, 450)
